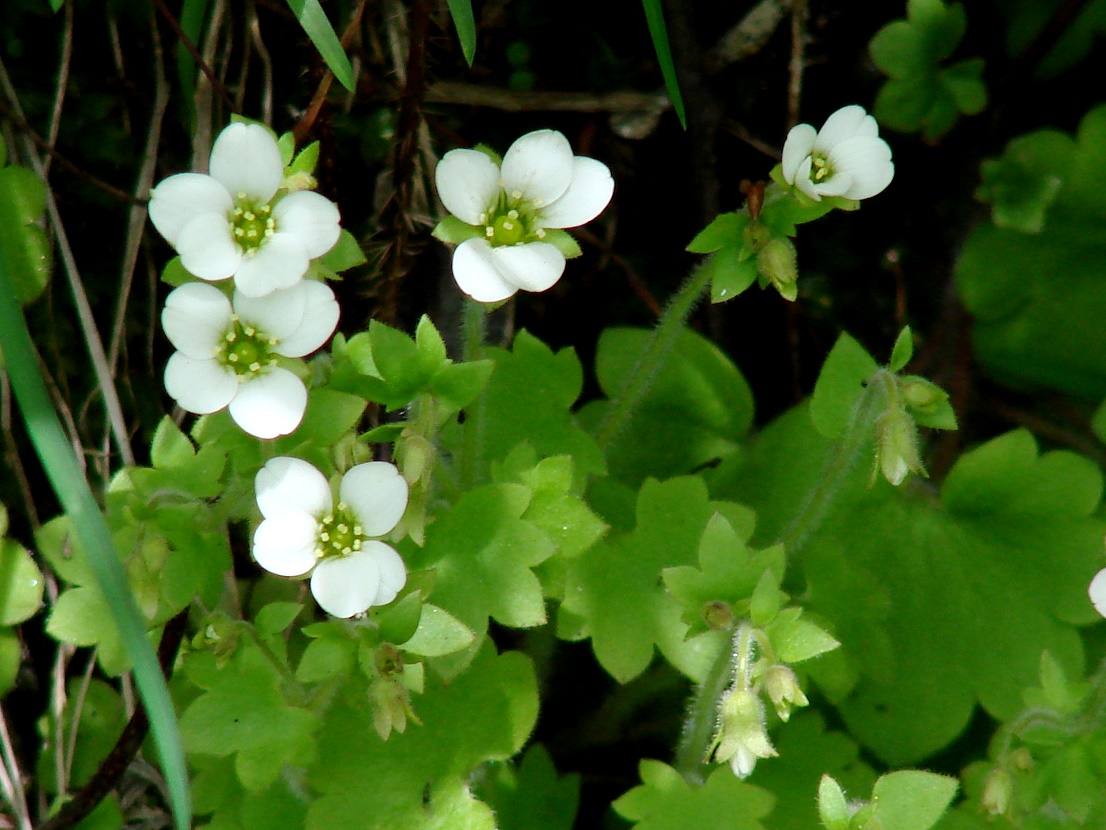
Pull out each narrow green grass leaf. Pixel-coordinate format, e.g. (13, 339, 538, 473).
(285, 0, 355, 92)
(640, 0, 686, 129)
(0, 209, 191, 830)
(446, 0, 477, 65)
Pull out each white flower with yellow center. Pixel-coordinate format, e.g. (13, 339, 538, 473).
(149, 123, 341, 297)
(161, 280, 338, 439)
(434, 129, 614, 302)
(252, 457, 409, 618)
(782, 105, 894, 202)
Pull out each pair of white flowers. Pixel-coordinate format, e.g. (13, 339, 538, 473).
(151, 123, 343, 439)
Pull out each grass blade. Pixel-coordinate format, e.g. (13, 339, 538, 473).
(640, 0, 686, 129)
(0, 184, 191, 830)
(285, 0, 355, 92)
(446, 0, 477, 65)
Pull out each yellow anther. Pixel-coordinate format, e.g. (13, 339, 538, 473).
(244, 211, 256, 221)
(234, 228, 245, 237)
(508, 209, 519, 220)
(248, 361, 261, 372)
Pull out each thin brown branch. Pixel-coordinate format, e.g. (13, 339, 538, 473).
(424, 81, 670, 114)
(293, 0, 365, 142)
(151, 0, 237, 113)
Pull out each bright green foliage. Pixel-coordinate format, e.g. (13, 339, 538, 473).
(613, 759, 774, 830)
(475, 744, 580, 830)
(459, 330, 604, 477)
(723, 411, 1101, 763)
(810, 333, 880, 440)
(0, 628, 18, 697)
(755, 712, 876, 830)
(445, 0, 477, 65)
(0, 537, 43, 625)
(870, 0, 986, 139)
(0, 158, 50, 306)
(1003, 0, 1106, 78)
(640, 0, 686, 128)
(580, 326, 753, 485)
(330, 317, 491, 412)
(976, 131, 1072, 234)
(318, 228, 368, 274)
(958, 105, 1106, 398)
(889, 327, 915, 373)
(560, 476, 748, 682)
(307, 644, 537, 830)
(37, 678, 126, 793)
(284, 0, 355, 91)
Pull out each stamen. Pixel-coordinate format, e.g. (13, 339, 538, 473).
(508, 209, 519, 220)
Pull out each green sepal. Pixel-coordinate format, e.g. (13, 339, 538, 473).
(818, 774, 851, 830)
(289, 140, 320, 177)
(542, 229, 583, 259)
(161, 257, 193, 287)
(277, 132, 296, 167)
(889, 326, 914, 372)
(433, 215, 484, 245)
(319, 229, 367, 273)
(377, 590, 425, 646)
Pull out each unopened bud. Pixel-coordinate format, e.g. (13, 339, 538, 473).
(400, 434, 434, 484)
(702, 600, 734, 631)
(756, 238, 798, 301)
(981, 767, 1012, 816)
(874, 406, 925, 486)
(1010, 747, 1034, 772)
(711, 687, 777, 779)
(763, 664, 809, 721)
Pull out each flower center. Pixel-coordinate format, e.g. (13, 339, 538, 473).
(215, 315, 278, 379)
(479, 193, 546, 248)
(810, 155, 833, 183)
(315, 504, 366, 559)
(229, 193, 276, 252)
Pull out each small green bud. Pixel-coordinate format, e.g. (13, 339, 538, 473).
(756, 238, 798, 302)
(701, 600, 734, 630)
(899, 376, 948, 413)
(1010, 747, 1034, 772)
(981, 767, 1012, 816)
(763, 664, 809, 721)
(742, 221, 772, 250)
(874, 406, 925, 486)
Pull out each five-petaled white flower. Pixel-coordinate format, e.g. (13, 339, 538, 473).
(435, 129, 614, 303)
(252, 457, 409, 618)
(161, 280, 339, 439)
(781, 105, 894, 202)
(149, 123, 341, 297)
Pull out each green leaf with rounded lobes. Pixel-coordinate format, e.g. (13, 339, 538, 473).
(475, 744, 580, 830)
(764, 608, 840, 664)
(403, 604, 476, 658)
(151, 416, 196, 470)
(613, 760, 773, 829)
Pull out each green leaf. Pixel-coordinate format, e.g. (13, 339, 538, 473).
(319, 229, 367, 272)
(296, 635, 356, 682)
(475, 744, 579, 830)
(0, 539, 43, 625)
(47, 586, 127, 674)
(289, 140, 320, 177)
(254, 602, 303, 636)
(429, 359, 494, 411)
(284, 0, 355, 92)
(0, 628, 18, 697)
(0, 165, 51, 304)
(640, 0, 686, 129)
(151, 416, 196, 469)
(37, 679, 126, 792)
(889, 327, 914, 372)
(687, 212, 749, 254)
(870, 20, 931, 79)
(871, 770, 958, 830)
(809, 333, 880, 440)
(613, 761, 773, 829)
(402, 604, 476, 658)
(763, 608, 840, 664)
(579, 326, 753, 486)
(445, 0, 477, 65)
(275, 388, 366, 452)
(818, 775, 851, 830)
(708, 250, 759, 303)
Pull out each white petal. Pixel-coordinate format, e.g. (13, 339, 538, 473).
(781, 124, 816, 185)
(452, 238, 518, 302)
(148, 174, 233, 247)
(233, 283, 308, 342)
(729, 745, 758, 779)
(827, 137, 894, 200)
(1090, 569, 1106, 618)
(310, 551, 381, 618)
(814, 105, 876, 152)
(209, 123, 284, 204)
(339, 462, 408, 537)
(500, 130, 573, 209)
(436, 149, 502, 225)
(163, 353, 237, 414)
(256, 456, 332, 520)
(272, 191, 342, 259)
(793, 157, 820, 201)
(227, 367, 307, 438)
(177, 213, 242, 281)
(253, 514, 320, 577)
(365, 542, 406, 606)
(272, 282, 339, 358)
(233, 234, 310, 297)
(812, 172, 854, 199)
(538, 157, 614, 229)
(162, 283, 232, 357)
(490, 242, 565, 293)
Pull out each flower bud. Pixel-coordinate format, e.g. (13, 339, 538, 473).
(701, 600, 734, 631)
(1010, 747, 1034, 772)
(874, 406, 925, 486)
(899, 376, 948, 413)
(981, 767, 1012, 816)
(282, 170, 318, 193)
(763, 664, 809, 722)
(756, 238, 799, 302)
(711, 687, 777, 779)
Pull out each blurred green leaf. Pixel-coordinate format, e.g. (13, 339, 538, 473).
(640, 0, 686, 129)
(445, 0, 477, 65)
(285, 0, 355, 91)
(613, 760, 773, 829)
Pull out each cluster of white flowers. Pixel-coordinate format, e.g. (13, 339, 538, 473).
(150, 122, 342, 440)
(781, 105, 894, 202)
(434, 129, 614, 302)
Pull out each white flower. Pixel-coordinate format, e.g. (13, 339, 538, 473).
(252, 457, 409, 618)
(149, 123, 341, 297)
(1089, 568, 1106, 617)
(435, 129, 614, 303)
(711, 687, 777, 780)
(781, 105, 894, 202)
(161, 280, 339, 439)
